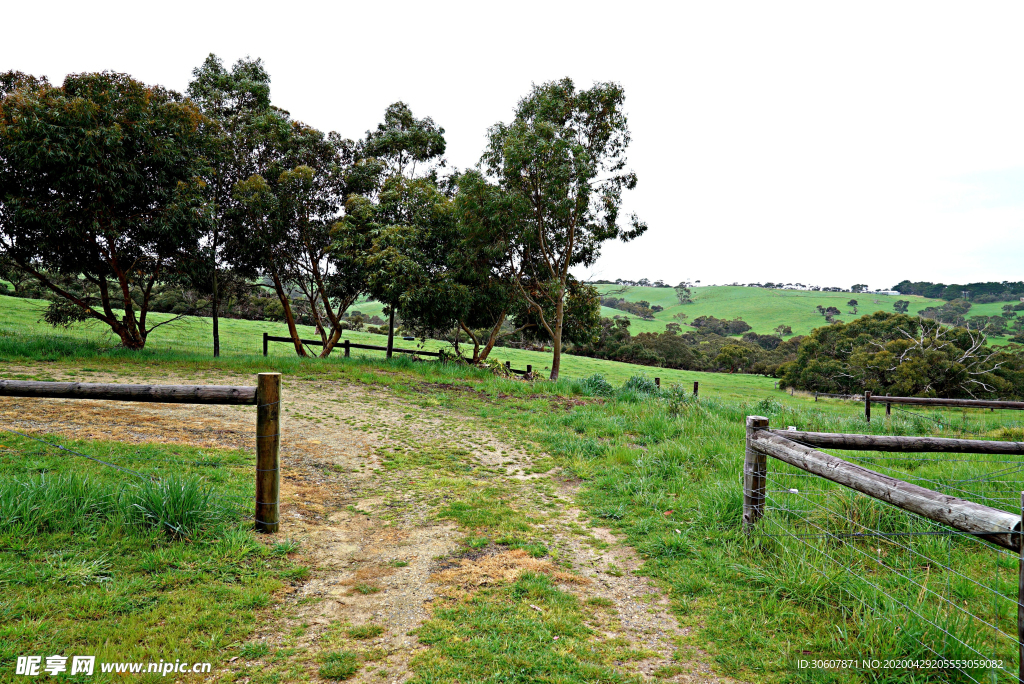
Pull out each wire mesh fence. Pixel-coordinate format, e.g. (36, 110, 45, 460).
(750, 429, 1023, 683)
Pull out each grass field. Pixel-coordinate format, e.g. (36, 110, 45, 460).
(3, 289, 1024, 681)
(595, 284, 1016, 342)
(0, 294, 778, 399)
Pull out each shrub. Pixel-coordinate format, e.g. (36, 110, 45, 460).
(575, 373, 614, 396)
(622, 374, 659, 395)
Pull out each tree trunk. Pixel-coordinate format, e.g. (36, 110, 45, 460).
(212, 263, 220, 358)
(271, 269, 307, 357)
(549, 296, 564, 380)
(386, 307, 396, 359)
(478, 312, 507, 363)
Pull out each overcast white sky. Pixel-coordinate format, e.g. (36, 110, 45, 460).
(4, 1, 1023, 290)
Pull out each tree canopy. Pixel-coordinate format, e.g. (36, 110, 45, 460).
(482, 78, 646, 379)
(0, 71, 212, 349)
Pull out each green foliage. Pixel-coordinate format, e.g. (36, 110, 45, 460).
(575, 373, 614, 397)
(0, 71, 213, 349)
(481, 78, 646, 379)
(780, 311, 1024, 398)
(621, 374, 659, 395)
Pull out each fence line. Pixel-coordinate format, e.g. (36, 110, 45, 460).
(262, 332, 536, 375)
(0, 375, 281, 533)
(744, 414, 1024, 681)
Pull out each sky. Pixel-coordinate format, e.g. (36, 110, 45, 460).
(4, 0, 1023, 291)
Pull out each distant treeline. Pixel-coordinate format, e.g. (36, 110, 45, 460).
(893, 280, 1024, 302)
(600, 296, 663, 319)
(574, 317, 798, 375)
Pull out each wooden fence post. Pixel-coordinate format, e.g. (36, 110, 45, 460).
(344, 340, 350, 358)
(1018, 491, 1023, 684)
(263, 332, 268, 357)
(527, 364, 532, 374)
(886, 395, 891, 417)
(655, 377, 660, 388)
(693, 381, 699, 398)
(255, 373, 281, 533)
(506, 361, 511, 371)
(744, 415, 770, 532)
(865, 390, 872, 423)
(815, 392, 818, 402)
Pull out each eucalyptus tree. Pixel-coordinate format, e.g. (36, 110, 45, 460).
(344, 102, 448, 356)
(481, 78, 647, 379)
(227, 118, 363, 357)
(187, 54, 273, 356)
(0, 71, 212, 349)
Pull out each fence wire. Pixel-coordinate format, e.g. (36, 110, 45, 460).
(752, 435, 1023, 683)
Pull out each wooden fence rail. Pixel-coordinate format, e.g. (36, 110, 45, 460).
(745, 414, 1024, 679)
(745, 418, 1021, 550)
(865, 391, 1024, 422)
(262, 333, 535, 375)
(0, 376, 281, 534)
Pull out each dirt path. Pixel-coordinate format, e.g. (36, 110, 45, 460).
(0, 366, 737, 683)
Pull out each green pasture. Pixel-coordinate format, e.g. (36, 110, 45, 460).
(596, 284, 1016, 341)
(0, 294, 778, 400)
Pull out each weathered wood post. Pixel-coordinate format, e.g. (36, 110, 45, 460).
(344, 340, 350, 358)
(1019, 491, 1024, 684)
(743, 415, 770, 533)
(527, 364, 532, 374)
(693, 381, 699, 398)
(506, 361, 511, 371)
(655, 377, 660, 388)
(815, 392, 818, 402)
(255, 373, 281, 533)
(263, 332, 268, 357)
(865, 390, 872, 423)
(886, 395, 891, 417)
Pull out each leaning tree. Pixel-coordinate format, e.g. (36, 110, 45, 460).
(0, 71, 212, 349)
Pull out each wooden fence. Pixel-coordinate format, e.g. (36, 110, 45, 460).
(742, 415, 1024, 678)
(864, 391, 1024, 422)
(262, 333, 536, 374)
(0, 376, 282, 533)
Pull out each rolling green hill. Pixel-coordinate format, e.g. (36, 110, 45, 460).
(595, 284, 1015, 341)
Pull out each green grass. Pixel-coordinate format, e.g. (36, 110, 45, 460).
(0, 432, 306, 682)
(596, 284, 1018, 342)
(0, 293, 778, 397)
(410, 572, 644, 683)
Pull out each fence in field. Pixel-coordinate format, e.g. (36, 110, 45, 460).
(0, 376, 282, 533)
(262, 332, 540, 375)
(863, 392, 1024, 422)
(743, 415, 1024, 682)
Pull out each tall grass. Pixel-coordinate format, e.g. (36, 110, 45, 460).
(0, 472, 239, 538)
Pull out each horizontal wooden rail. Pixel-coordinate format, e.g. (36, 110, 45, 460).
(749, 429, 1021, 550)
(0, 379, 257, 405)
(262, 333, 440, 358)
(262, 332, 535, 375)
(868, 395, 1024, 410)
(769, 429, 1024, 455)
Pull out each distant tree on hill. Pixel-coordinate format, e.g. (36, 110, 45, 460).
(893, 299, 910, 314)
(847, 299, 858, 314)
(774, 324, 793, 337)
(674, 282, 693, 304)
(851, 284, 868, 293)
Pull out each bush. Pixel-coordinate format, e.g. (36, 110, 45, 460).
(575, 373, 614, 396)
(621, 374, 659, 395)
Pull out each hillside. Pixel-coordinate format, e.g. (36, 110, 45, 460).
(595, 284, 1015, 341)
